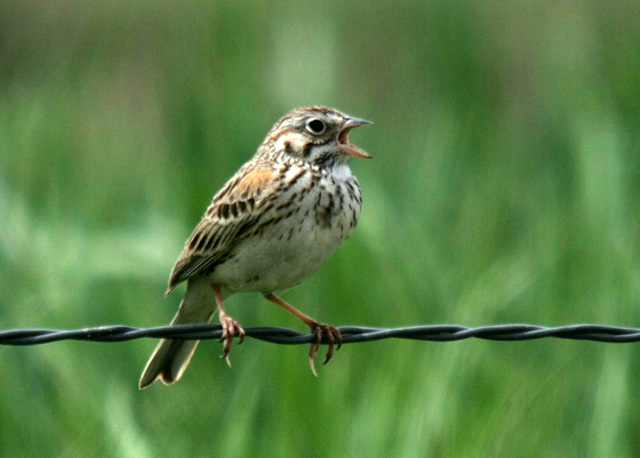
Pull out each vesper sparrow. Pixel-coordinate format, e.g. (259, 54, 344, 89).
(139, 106, 372, 388)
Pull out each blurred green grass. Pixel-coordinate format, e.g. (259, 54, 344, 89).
(1, 0, 640, 456)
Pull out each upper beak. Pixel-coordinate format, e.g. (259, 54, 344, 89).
(344, 116, 374, 129)
(337, 116, 374, 159)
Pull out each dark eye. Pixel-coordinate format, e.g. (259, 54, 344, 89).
(305, 118, 326, 135)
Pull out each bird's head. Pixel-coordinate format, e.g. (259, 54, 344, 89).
(265, 106, 373, 167)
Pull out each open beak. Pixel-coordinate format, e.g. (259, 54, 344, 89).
(337, 116, 373, 159)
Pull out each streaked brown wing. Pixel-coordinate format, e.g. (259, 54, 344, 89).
(166, 165, 277, 293)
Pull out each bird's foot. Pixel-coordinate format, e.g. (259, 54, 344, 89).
(219, 311, 245, 367)
(308, 323, 342, 377)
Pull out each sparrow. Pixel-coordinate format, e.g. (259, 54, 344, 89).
(139, 106, 372, 388)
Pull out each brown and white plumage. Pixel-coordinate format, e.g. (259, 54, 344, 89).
(139, 106, 372, 388)
(165, 165, 275, 293)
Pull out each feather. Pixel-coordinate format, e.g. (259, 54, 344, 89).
(166, 166, 277, 292)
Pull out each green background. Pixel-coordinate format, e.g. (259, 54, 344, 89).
(2, 1, 639, 456)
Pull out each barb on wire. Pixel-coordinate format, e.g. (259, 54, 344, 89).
(1, 323, 640, 346)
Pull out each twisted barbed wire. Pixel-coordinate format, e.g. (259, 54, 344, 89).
(1, 323, 640, 346)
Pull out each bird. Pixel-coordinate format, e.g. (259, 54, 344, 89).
(139, 106, 372, 388)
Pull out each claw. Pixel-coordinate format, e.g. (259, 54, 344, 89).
(309, 356, 318, 377)
(307, 323, 342, 375)
(322, 326, 337, 365)
(218, 312, 244, 366)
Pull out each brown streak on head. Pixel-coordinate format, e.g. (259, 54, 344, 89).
(267, 126, 297, 144)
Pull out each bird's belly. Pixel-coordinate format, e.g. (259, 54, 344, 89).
(209, 224, 347, 293)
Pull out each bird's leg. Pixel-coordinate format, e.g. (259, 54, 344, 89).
(263, 293, 342, 376)
(212, 284, 245, 367)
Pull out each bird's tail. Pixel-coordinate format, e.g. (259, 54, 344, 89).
(139, 276, 216, 389)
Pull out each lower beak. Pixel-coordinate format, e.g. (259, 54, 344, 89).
(338, 143, 372, 159)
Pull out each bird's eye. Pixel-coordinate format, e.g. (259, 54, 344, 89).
(305, 118, 326, 135)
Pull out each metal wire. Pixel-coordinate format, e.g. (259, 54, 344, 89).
(1, 323, 640, 346)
